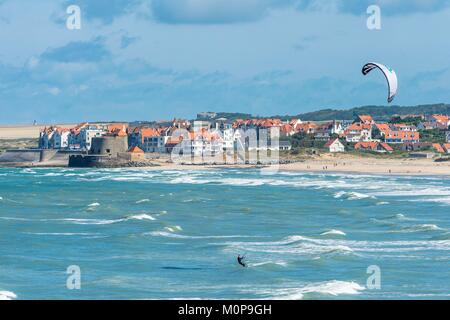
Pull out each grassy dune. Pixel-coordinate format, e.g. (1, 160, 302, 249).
(0, 139, 38, 152)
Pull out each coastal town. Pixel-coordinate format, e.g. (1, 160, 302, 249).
(37, 112, 450, 156)
(1, 111, 450, 171)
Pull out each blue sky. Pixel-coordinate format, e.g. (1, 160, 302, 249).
(1, 0, 450, 124)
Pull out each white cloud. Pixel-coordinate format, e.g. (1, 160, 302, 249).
(47, 87, 61, 96)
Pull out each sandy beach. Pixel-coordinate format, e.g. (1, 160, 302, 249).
(138, 154, 450, 176)
(278, 154, 450, 176)
(2, 153, 450, 176)
(2, 152, 450, 176)
(0, 124, 76, 139)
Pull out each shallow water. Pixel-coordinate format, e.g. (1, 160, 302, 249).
(0, 167, 449, 299)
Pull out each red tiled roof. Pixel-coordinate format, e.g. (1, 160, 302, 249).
(129, 146, 144, 153)
(431, 114, 449, 124)
(324, 138, 340, 148)
(432, 143, 445, 153)
(355, 141, 393, 152)
(380, 142, 394, 152)
(385, 130, 419, 140)
(357, 115, 374, 123)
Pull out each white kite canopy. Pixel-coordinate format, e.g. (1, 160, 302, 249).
(362, 62, 398, 103)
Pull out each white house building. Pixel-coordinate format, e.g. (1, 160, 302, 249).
(324, 138, 345, 153)
(39, 127, 71, 149)
(52, 129, 70, 149)
(81, 126, 107, 150)
(143, 135, 170, 153)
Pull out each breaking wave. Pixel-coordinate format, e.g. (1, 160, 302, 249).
(147, 231, 260, 240)
(127, 214, 156, 221)
(249, 261, 288, 268)
(334, 191, 375, 200)
(249, 280, 364, 300)
(321, 229, 346, 236)
(224, 235, 450, 256)
(0, 290, 17, 300)
(402, 224, 444, 232)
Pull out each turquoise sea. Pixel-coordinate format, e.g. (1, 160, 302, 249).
(0, 167, 449, 300)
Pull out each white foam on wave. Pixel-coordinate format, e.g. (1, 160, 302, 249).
(25, 232, 100, 236)
(21, 168, 36, 174)
(0, 290, 17, 300)
(403, 224, 444, 232)
(396, 213, 407, 219)
(88, 202, 100, 207)
(250, 280, 364, 300)
(164, 225, 182, 232)
(43, 172, 62, 177)
(147, 231, 259, 240)
(301, 280, 365, 296)
(321, 229, 346, 236)
(63, 213, 157, 225)
(334, 191, 375, 200)
(250, 261, 288, 267)
(225, 235, 354, 255)
(220, 178, 266, 186)
(224, 234, 450, 256)
(411, 197, 450, 205)
(0, 216, 29, 221)
(136, 199, 150, 204)
(169, 176, 207, 185)
(63, 218, 123, 225)
(147, 231, 188, 239)
(128, 214, 156, 221)
(374, 187, 450, 197)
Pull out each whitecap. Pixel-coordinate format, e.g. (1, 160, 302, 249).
(146, 231, 257, 240)
(403, 224, 444, 232)
(334, 191, 375, 200)
(224, 235, 450, 256)
(321, 229, 346, 236)
(0, 290, 17, 300)
(136, 199, 150, 204)
(411, 197, 450, 205)
(87, 202, 100, 207)
(164, 225, 182, 232)
(249, 280, 364, 300)
(25, 232, 100, 236)
(127, 214, 156, 221)
(43, 172, 62, 177)
(250, 261, 288, 267)
(62, 218, 124, 225)
(21, 169, 36, 174)
(301, 280, 365, 296)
